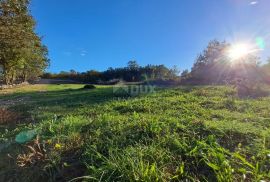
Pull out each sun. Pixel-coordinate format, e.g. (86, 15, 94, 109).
(228, 43, 252, 60)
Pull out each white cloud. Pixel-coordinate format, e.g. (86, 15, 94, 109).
(250, 1, 258, 5)
(80, 50, 87, 57)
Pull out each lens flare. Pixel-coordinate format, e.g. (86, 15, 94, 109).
(228, 43, 251, 60)
(256, 37, 265, 50)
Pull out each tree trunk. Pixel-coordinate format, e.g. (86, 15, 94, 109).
(23, 72, 27, 82)
(11, 70, 16, 84)
(3, 69, 10, 85)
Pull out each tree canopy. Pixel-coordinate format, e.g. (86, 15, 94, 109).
(183, 40, 262, 85)
(0, 0, 49, 85)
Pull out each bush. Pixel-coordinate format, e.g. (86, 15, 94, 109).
(83, 84, 96, 89)
(233, 78, 269, 98)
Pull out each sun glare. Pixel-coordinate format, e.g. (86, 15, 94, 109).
(228, 43, 251, 60)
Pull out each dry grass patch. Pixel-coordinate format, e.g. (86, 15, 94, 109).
(0, 108, 21, 125)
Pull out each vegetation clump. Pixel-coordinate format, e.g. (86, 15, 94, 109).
(83, 84, 96, 89)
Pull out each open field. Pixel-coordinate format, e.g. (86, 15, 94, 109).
(0, 84, 270, 181)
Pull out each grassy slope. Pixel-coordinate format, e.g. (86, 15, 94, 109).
(0, 84, 269, 181)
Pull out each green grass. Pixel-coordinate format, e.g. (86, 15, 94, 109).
(0, 84, 270, 181)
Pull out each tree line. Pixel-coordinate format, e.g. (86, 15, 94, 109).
(43, 40, 270, 86)
(43, 61, 181, 83)
(0, 0, 49, 85)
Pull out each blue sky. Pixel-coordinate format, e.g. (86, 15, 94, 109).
(31, 0, 270, 73)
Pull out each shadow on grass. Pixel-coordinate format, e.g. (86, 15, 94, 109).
(1, 86, 129, 127)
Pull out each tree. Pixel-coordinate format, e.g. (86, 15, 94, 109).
(70, 69, 77, 75)
(0, 0, 49, 84)
(188, 40, 261, 86)
(190, 40, 230, 84)
(260, 58, 270, 84)
(181, 69, 190, 79)
(168, 65, 180, 80)
(127, 60, 139, 70)
(0, 64, 3, 81)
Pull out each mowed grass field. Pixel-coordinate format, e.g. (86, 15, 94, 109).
(0, 84, 270, 181)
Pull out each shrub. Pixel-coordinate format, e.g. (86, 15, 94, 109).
(83, 84, 96, 89)
(233, 79, 269, 98)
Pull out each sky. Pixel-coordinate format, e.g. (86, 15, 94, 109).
(30, 0, 270, 73)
